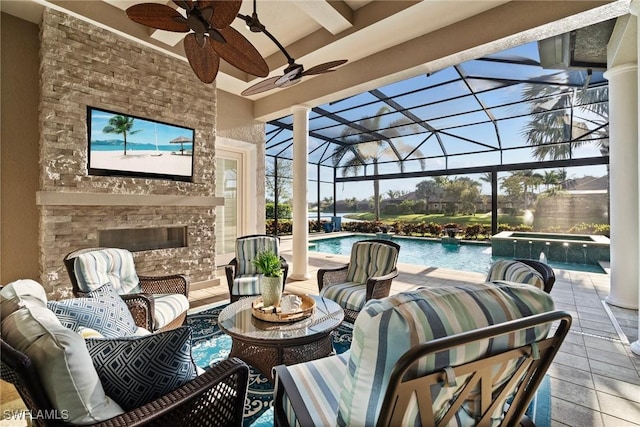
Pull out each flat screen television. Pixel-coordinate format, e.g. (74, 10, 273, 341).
(87, 106, 194, 182)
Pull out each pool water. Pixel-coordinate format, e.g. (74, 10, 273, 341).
(309, 234, 605, 274)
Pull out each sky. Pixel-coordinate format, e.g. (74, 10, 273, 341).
(281, 41, 610, 202)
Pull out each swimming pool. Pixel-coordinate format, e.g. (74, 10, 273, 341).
(309, 234, 605, 274)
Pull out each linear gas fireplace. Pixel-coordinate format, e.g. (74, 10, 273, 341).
(98, 226, 188, 252)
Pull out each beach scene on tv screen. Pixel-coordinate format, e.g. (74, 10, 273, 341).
(89, 108, 194, 178)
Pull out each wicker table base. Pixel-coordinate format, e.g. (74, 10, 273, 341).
(218, 295, 343, 382)
(229, 334, 334, 381)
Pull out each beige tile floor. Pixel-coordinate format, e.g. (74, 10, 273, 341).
(2, 235, 639, 426)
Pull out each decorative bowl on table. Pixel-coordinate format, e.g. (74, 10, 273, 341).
(251, 293, 315, 323)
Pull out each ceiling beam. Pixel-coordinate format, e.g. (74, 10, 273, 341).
(293, 0, 353, 35)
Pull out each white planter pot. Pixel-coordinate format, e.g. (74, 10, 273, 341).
(261, 275, 283, 307)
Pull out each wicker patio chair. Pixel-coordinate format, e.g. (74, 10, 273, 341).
(1, 337, 249, 427)
(225, 234, 289, 302)
(64, 247, 190, 332)
(317, 239, 400, 323)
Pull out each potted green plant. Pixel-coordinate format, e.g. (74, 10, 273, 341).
(252, 250, 283, 307)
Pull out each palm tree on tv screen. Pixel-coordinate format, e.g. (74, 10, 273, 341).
(102, 115, 141, 155)
(331, 106, 426, 221)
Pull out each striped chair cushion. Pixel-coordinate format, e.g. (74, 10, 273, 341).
(232, 275, 261, 296)
(236, 236, 280, 275)
(346, 241, 398, 284)
(337, 282, 555, 426)
(152, 293, 190, 329)
(319, 282, 367, 312)
(277, 352, 350, 427)
(73, 248, 141, 294)
(486, 259, 545, 290)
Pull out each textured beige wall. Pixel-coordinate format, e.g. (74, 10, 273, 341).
(37, 8, 219, 297)
(0, 13, 40, 283)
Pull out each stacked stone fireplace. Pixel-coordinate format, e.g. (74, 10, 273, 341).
(38, 8, 221, 297)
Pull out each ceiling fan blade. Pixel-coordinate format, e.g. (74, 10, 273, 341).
(301, 59, 348, 76)
(197, 0, 242, 29)
(126, 4, 189, 32)
(241, 76, 280, 96)
(211, 26, 269, 77)
(184, 33, 220, 83)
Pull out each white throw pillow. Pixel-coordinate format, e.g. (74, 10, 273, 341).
(0, 279, 47, 320)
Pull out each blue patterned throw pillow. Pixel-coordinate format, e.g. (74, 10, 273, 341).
(47, 282, 137, 338)
(84, 326, 197, 410)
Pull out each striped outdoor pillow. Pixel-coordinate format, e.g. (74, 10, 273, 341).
(337, 282, 555, 427)
(74, 248, 141, 294)
(236, 236, 279, 275)
(345, 241, 398, 284)
(486, 259, 545, 290)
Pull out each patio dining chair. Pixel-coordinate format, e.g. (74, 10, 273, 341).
(64, 247, 190, 333)
(317, 239, 400, 322)
(225, 234, 289, 302)
(273, 282, 571, 427)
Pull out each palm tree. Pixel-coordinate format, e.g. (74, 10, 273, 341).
(102, 115, 141, 155)
(509, 170, 543, 210)
(542, 170, 559, 191)
(331, 106, 426, 221)
(521, 84, 608, 160)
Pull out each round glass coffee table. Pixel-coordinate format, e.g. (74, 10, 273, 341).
(218, 295, 344, 382)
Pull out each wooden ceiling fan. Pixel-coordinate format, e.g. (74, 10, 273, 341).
(126, 0, 269, 84)
(237, 0, 348, 96)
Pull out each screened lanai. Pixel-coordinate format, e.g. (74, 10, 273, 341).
(265, 39, 610, 235)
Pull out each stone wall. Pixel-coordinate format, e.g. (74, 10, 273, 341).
(38, 8, 220, 297)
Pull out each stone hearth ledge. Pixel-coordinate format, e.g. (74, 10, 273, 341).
(36, 191, 224, 207)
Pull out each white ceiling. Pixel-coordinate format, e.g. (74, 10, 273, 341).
(1, 0, 632, 121)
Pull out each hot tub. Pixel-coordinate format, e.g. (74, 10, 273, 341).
(491, 231, 610, 266)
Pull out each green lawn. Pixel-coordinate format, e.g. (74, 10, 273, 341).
(342, 212, 525, 227)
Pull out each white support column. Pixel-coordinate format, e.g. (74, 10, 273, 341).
(628, 0, 640, 356)
(290, 105, 311, 280)
(604, 62, 638, 311)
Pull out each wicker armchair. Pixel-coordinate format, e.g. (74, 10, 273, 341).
(318, 239, 400, 323)
(64, 248, 190, 332)
(1, 337, 249, 427)
(225, 234, 289, 302)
